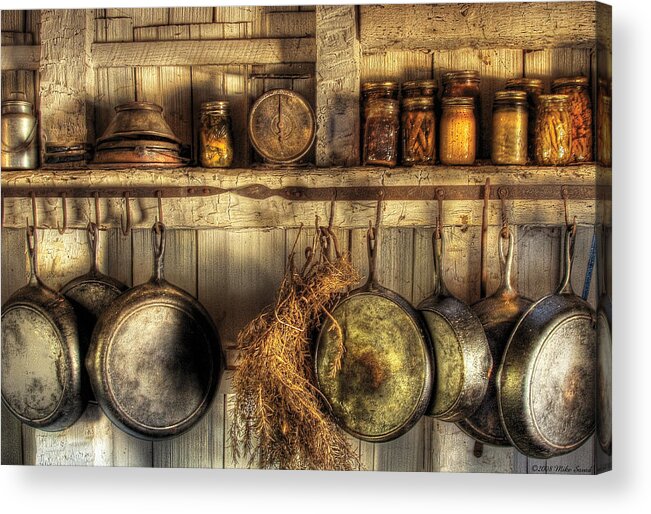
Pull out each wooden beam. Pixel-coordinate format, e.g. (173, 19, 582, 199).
(38, 10, 95, 156)
(359, 2, 605, 52)
(0, 44, 39, 70)
(315, 5, 361, 167)
(91, 37, 315, 67)
(1, 165, 609, 230)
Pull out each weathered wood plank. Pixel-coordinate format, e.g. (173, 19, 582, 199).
(92, 38, 316, 67)
(262, 11, 315, 38)
(169, 7, 213, 25)
(524, 48, 591, 92)
(361, 51, 432, 84)
(360, 3, 604, 51)
(1, 165, 606, 230)
(0, 45, 39, 70)
(316, 5, 360, 167)
(39, 9, 94, 158)
(129, 8, 169, 28)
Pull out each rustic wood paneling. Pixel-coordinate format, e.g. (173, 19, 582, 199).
(359, 3, 606, 51)
(524, 48, 591, 91)
(316, 5, 361, 167)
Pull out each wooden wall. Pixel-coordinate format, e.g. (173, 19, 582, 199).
(1, 4, 611, 473)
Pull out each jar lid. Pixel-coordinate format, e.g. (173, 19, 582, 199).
(402, 79, 438, 90)
(441, 96, 475, 107)
(493, 90, 528, 104)
(402, 96, 435, 109)
(115, 101, 163, 113)
(442, 70, 480, 84)
(505, 77, 544, 91)
(538, 94, 571, 104)
(201, 100, 229, 110)
(361, 81, 399, 93)
(551, 76, 589, 90)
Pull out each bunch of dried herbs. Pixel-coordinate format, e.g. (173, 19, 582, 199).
(229, 226, 361, 470)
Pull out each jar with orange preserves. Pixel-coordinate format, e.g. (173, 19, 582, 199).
(439, 97, 476, 165)
(552, 77, 593, 162)
(534, 95, 572, 166)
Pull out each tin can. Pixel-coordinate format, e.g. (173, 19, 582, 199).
(1, 93, 38, 170)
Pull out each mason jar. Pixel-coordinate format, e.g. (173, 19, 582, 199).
(491, 90, 528, 165)
(534, 94, 572, 166)
(402, 79, 438, 98)
(442, 71, 481, 153)
(401, 96, 436, 165)
(199, 100, 233, 168)
(363, 98, 399, 167)
(551, 76, 593, 162)
(505, 78, 544, 161)
(439, 97, 476, 165)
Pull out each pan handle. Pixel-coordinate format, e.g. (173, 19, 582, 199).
(151, 221, 166, 283)
(556, 223, 577, 295)
(497, 227, 515, 296)
(25, 224, 40, 286)
(86, 222, 100, 275)
(432, 227, 448, 297)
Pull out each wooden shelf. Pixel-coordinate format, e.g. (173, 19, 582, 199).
(1, 164, 610, 230)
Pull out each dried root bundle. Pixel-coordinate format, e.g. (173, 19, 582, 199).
(230, 228, 361, 470)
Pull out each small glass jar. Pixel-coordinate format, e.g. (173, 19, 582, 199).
(401, 96, 436, 165)
(439, 97, 476, 165)
(200, 100, 233, 168)
(551, 76, 593, 163)
(402, 79, 438, 98)
(363, 98, 399, 167)
(505, 78, 543, 161)
(491, 90, 528, 165)
(534, 94, 572, 166)
(442, 70, 481, 152)
(597, 95, 611, 166)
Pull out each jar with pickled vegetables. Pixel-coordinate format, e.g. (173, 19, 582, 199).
(551, 77, 593, 162)
(505, 78, 543, 161)
(491, 90, 528, 165)
(439, 97, 476, 165)
(363, 98, 399, 167)
(401, 96, 436, 165)
(200, 100, 233, 168)
(534, 94, 572, 166)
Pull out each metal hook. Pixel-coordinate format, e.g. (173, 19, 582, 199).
(328, 189, 337, 231)
(498, 187, 510, 238)
(435, 188, 445, 239)
(156, 190, 164, 225)
(120, 192, 132, 237)
(56, 192, 69, 235)
(30, 191, 38, 229)
(94, 192, 101, 228)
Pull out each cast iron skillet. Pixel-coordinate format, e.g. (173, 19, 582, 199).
(1, 225, 84, 431)
(60, 222, 128, 402)
(314, 206, 434, 442)
(458, 228, 532, 446)
(87, 221, 224, 440)
(498, 223, 596, 459)
(418, 228, 491, 422)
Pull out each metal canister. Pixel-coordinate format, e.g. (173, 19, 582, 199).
(199, 100, 233, 168)
(1, 93, 38, 170)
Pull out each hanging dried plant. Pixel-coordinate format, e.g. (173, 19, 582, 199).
(229, 226, 361, 471)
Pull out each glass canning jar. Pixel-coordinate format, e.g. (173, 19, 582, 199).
(401, 96, 436, 165)
(551, 76, 593, 163)
(491, 90, 528, 165)
(363, 98, 400, 167)
(505, 78, 544, 161)
(442, 70, 481, 153)
(402, 79, 438, 98)
(534, 94, 572, 166)
(439, 97, 476, 166)
(199, 100, 233, 168)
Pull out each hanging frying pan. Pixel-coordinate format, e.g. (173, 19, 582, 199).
(498, 224, 596, 459)
(1, 225, 84, 431)
(60, 222, 128, 401)
(314, 204, 434, 442)
(417, 227, 491, 422)
(87, 221, 224, 440)
(457, 228, 532, 446)
(596, 225, 612, 456)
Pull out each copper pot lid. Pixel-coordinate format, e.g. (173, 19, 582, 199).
(96, 101, 182, 146)
(248, 89, 316, 164)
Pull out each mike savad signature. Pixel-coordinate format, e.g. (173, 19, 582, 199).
(531, 464, 594, 473)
